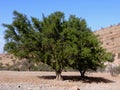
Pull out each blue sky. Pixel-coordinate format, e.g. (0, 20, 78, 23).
(0, 0, 120, 53)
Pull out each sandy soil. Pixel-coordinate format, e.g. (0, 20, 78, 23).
(0, 71, 120, 90)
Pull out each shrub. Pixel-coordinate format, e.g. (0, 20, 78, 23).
(107, 64, 120, 76)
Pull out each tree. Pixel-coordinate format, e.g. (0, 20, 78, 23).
(3, 11, 113, 80)
(3, 11, 77, 80)
(77, 32, 112, 77)
(66, 16, 113, 78)
(32, 12, 78, 80)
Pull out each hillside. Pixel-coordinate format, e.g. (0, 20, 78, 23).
(94, 24, 120, 65)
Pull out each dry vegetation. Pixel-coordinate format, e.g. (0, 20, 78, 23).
(0, 71, 120, 90)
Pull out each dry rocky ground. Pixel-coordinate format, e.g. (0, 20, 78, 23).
(0, 71, 120, 90)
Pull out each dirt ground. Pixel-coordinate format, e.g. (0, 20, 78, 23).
(0, 71, 120, 90)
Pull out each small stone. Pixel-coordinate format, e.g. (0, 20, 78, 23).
(18, 85, 20, 88)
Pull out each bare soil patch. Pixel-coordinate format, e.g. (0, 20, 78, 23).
(0, 71, 119, 90)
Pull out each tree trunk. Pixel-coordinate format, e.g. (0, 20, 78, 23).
(55, 71, 63, 80)
(79, 70, 86, 78)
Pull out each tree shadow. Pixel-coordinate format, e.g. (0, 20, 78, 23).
(38, 75, 115, 83)
(79, 76, 114, 83)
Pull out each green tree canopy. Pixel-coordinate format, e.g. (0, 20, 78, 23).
(3, 11, 113, 80)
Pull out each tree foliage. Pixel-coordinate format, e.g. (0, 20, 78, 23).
(3, 11, 112, 80)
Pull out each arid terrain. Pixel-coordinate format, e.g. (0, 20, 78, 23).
(0, 71, 120, 90)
